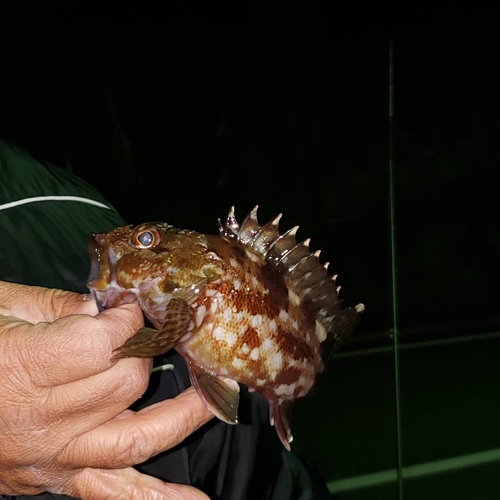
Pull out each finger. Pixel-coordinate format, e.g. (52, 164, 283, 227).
(0, 280, 99, 323)
(43, 355, 153, 436)
(3, 303, 145, 387)
(65, 466, 210, 500)
(61, 387, 214, 469)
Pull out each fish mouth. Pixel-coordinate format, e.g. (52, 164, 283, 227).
(87, 233, 129, 310)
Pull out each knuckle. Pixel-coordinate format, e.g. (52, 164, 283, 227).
(114, 425, 152, 465)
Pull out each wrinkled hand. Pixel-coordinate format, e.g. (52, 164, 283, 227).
(0, 281, 213, 499)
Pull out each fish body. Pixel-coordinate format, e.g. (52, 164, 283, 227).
(88, 207, 364, 449)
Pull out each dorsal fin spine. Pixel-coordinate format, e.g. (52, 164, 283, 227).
(221, 207, 350, 335)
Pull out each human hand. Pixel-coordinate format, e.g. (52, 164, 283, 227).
(0, 281, 213, 499)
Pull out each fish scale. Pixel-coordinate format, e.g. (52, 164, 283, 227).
(87, 206, 364, 449)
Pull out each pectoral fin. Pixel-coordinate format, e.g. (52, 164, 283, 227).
(187, 360, 240, 425)
(111, 297, 193, 360)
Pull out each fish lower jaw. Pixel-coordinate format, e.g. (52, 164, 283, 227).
(90, 284, 140, 309)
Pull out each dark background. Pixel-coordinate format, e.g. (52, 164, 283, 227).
(1, 4, 499, 498)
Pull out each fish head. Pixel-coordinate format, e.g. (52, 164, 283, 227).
(87, 222, 217, 312)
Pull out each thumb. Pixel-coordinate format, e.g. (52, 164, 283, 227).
(0, 280, 99, 323)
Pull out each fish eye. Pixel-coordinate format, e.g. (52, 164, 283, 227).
(130, 225, 161, 249)
(138, 231, 153, 246)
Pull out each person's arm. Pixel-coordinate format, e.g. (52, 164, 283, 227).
(0, 280, 213, 500)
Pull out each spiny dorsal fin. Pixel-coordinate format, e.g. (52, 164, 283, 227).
(218, 206, 365, 343)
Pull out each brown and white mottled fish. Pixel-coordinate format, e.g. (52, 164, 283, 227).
(87, 206, 364, 449)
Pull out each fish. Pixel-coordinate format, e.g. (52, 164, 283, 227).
(87, 206, 364, 449)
